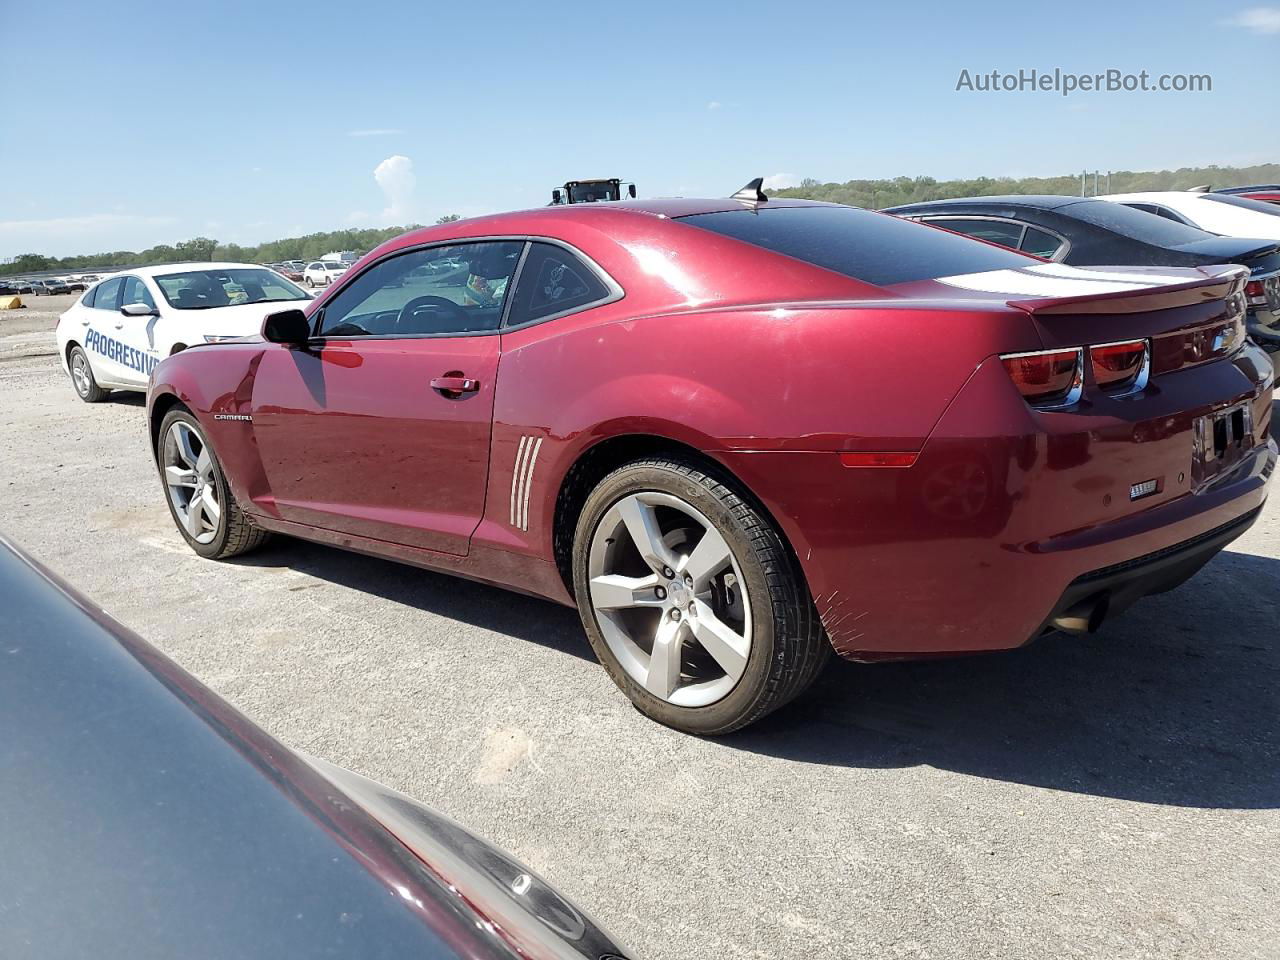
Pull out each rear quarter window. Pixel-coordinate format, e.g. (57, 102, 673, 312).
(679, 205, 1036, 286)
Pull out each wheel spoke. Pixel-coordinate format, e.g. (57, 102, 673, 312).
(170, 424, 198, 468)
(690, 600, 749, 679)
(165, 465, 198, 488)
(645, 616, 685, 699)
(200, 487, 221, 526)
(680, 526, 732, 588)
(615, 496, 678, 572)
(183, 494, 205, 537)
(589, 573, 663, 610)
(195, 447, 214, 483)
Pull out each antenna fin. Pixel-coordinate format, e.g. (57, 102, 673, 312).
(731, 177, 768, 203)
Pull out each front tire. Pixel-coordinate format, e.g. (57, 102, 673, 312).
(157, 408, 269, 559)
(572, 457, 829, 735)
(68, 345, 108, 402)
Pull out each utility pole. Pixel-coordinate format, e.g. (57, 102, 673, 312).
(1081, 170, 1086, 196)
(1094, 170, 1100, 196)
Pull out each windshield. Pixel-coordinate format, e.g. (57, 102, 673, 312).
(1068, 200, 1214, 245)
(153, 268, 309, 310)
(325, 263, 346, 270)
(681, 204, 1036, 286)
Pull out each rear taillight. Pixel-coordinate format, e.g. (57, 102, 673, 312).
(1245, 279, 1265, 304)
(1000, 347, 1083, 407)
(1090, 339, 1148, 393)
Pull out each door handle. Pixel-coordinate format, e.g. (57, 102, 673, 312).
(430, 375, 480, 396)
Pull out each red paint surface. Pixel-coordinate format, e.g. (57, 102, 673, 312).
(149, 199, 1276, 659)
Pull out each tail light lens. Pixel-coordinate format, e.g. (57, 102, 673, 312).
(1245, 279, 1265, 304)
(1091, 339, 1148, 392)
(1000, 347, 1083, 407)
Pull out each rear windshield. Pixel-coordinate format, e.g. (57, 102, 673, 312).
(1204, 194, 1280, 217)
(678, 204, 1035, 286)
(1067, 199, 1212, 244)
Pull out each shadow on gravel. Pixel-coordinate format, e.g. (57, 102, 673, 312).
(229, 538, 595, 662)
(726, 547, 1280, 809)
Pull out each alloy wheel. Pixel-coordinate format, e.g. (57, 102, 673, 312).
(587, 491, 752, 707)
(162, 421, 222, 544)
(70, 351, 91, 397)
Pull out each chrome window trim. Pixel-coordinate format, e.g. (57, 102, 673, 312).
(309, 234, 623, 342)
(916, 213, 1072, 262)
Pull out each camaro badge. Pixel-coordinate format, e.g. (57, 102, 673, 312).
(213, 414, 253, 422)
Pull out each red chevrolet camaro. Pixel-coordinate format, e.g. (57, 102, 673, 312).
(145, 195, 1276, 734)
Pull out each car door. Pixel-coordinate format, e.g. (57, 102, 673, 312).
(250, 239, 525, 556)
(108, 276, 163, 386)
(80, 276, 134, 385)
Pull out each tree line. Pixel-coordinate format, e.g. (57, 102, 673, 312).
(6, 159, 1279, 277)
(1, 215, 463, 277)
(768, 163, 1280, 210)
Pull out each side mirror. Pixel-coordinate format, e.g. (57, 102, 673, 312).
(120, 302, 158, 317)
(551, 188, 563, 204)
(262, 309, 312, 346)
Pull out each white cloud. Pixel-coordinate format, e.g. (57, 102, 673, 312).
(707, 100, 721, 110)
(1222, 6, 1280, 32)
(762, 173, 803, 190)
(0, 213, 178, 259)
(375, 154, 417, 222)
(347, 128, 405, 137)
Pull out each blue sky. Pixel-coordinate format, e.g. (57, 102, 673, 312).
(2, 0, 1278, 259)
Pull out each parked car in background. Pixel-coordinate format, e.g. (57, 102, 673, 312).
(886, 195, 1280, 370)
(148, 195, 1274, 734)
(0, 279, 17, 296)
(33, 278, 72, 295)
(63, 277, 88, 293)
(274, 263, 305, 281)
(1212, 184, 1280, 205)
(303, 260, 349, 286)
(0, 532, 632, 960)
(55, 263, 313, 402)
(1095, 192, 1280, 363)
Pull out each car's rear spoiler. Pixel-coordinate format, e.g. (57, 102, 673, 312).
(1008, 265, 1247, 316)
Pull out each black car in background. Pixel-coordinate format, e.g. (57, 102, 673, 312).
(0, 279, 17, 295)
(0, 534, 633, 960)
(884, 195, 1280, 369)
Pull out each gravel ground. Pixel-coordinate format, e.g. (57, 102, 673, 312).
(2, 297, 1279, 959)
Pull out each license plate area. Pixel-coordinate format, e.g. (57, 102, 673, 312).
(1192, 401, 1253, 487)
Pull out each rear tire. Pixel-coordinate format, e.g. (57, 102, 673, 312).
(572, 456, 829, 735)
(157, 408, 270, 560)
(68, 345, 108, 402)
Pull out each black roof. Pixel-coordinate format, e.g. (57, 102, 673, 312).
(885, 195, 1090, 213)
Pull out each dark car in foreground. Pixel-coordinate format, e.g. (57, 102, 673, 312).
(148, 194, 1275, 735)
(885, 195, 1280, 369)
(0, 534, 632, 960)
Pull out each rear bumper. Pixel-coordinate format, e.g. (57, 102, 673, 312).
(719, 347, 1276, 661)
(1036, 503, 1262, 637)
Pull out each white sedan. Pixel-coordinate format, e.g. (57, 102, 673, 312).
(55, 262, 312, 402)
(302, 260, 349, 287)
(1099, 190, 1280, 241)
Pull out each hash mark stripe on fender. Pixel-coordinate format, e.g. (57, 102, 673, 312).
(510, 436, 529, 527)
(519, 438, 543, 532)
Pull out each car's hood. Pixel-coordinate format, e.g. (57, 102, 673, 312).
(171, 299, 313, 336)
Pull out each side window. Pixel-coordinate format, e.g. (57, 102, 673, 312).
(505, 242, 611, 327)
(318, 241, 524, 337)
(94, 277, 124, 311)
(1019, 226, 1064, 259)
(81, 285, 97, 308)
(924, 218, 1024, 251)
(121, 276, 157, 309)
